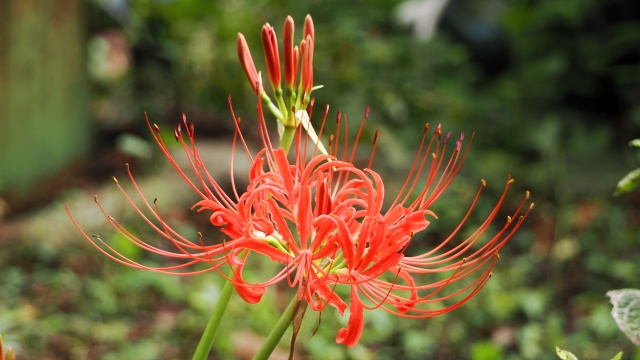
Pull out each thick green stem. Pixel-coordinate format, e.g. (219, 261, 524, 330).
(252, 295, 298, 360)
(192, 278, 235, 360)
(280, 125, 297, 155)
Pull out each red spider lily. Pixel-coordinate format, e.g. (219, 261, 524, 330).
(68, 94, 532, 347)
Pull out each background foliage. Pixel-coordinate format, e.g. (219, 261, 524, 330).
(1, 0, 639, 359)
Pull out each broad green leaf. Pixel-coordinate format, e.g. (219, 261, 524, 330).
(556, 346, 579, 360)
(606, 289, 640, 345)
(629, 139, 640, 147)
(615, 168, 640, 195)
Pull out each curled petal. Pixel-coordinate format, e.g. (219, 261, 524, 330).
(336, 287, 364, 347)
(249, 156, 266, 181)
(194, 200, 244, 238)
(308, 276, 348, 315)
(393, 268, 419, 313)
(233, 262, 266, 304)
(245, 212, 275, 237)
(213, 213, 242, 238)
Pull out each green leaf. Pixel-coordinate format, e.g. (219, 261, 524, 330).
(606, 289, 640, 345)
(629, 139, 640, 147)
(556, 347, 579, 360)
(614, 168, 640, 195)
(610, 352, 623, 360)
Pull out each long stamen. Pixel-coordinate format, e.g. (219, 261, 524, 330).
(349, 107, 370, 164)
(390, 123, 432, 208)
(367, 131, 380, 171)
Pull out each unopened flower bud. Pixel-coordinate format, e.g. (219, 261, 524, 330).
(261, 23, 281, 91)
(237, 33, 262, 93)
(283, 16, 296, 90)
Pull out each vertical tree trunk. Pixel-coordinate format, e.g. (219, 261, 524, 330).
(0, 0, 90, 212)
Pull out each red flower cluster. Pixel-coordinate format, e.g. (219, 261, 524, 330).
(69, 97, 531, 346)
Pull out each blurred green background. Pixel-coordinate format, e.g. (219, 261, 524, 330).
(1, 0, 639, 359)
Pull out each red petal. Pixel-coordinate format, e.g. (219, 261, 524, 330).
(336, 287, 364, 347)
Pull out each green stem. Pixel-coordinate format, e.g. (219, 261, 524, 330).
(192, 278, 235, 360)
(274, 87, 289, 120)
(252, 295, 298, 360)
(280, 125, 297, 155)
(261, 91, 284, 121)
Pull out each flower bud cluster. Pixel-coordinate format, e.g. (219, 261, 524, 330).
(237, 15, 316, 129)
